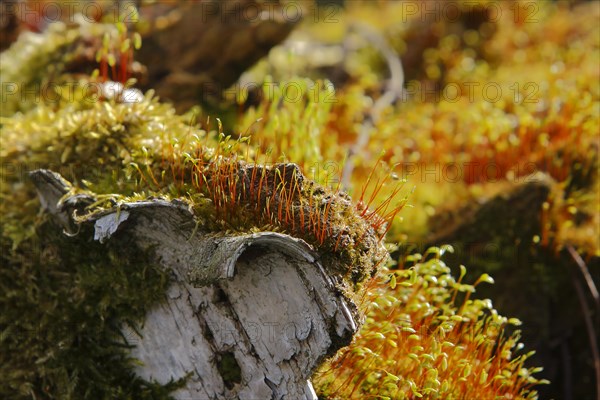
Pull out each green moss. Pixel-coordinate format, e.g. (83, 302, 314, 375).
(1, 25, 389, 398)
(0, 23, 78, 117)
(216, 352, 242, 390)
(6, 2, 595, 397)
(0, 214, 184, 399)
(2, 90, 388, 288)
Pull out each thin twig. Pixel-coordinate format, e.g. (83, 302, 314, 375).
(567, 245, 600, 314)
(566, 245, 600, 400)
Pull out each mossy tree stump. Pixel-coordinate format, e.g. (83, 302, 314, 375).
(31, 169, 365, 400)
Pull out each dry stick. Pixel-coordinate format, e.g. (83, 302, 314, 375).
(566, 245, 600, 400)
(567, 245, 600, 312)
(341, 22, 405, 188)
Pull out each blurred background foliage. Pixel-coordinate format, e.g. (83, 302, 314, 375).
(1, 0, 598, 399)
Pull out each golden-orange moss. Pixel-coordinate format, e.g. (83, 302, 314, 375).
(235, 2, 597, 397)
(4, 1, 594, 398)
(126, 130, 402, 287)
(239, 1, 599, 254)
(313, 247, 548, 399)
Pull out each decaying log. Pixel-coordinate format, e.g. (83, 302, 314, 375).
(30, 169, 363, 400)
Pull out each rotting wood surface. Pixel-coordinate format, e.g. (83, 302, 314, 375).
(31, 169, 364, 400)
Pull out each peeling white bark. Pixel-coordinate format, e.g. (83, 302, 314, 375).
(31, 169, 366, 400)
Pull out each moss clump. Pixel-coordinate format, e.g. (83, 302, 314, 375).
(4, 1, 583, 397)
(0, 21, 208, 398)
(128, 150, 392, 287)
(313, 246, 548, 399)
(216, 351, 242, 390)
(1, 41, 393, 399)
(0, 22, 80, 117)
(234, 2, 598, 397)
(0, 212, 184, 399)
(0, 19, 121, 118)
(2, 87, 392, 289)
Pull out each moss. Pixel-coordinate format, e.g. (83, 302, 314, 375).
(0, 19, 121, 118)
(0, 23, 391, 398)
(0, 214, 184, 399)
(313, 246, 548, 400)
(216, 351, 242, 390)
(0, 22, 79, 117)
(2, 88, 390, 289)
(247, 2, 596, 398)
(4, 1, 596, 398)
